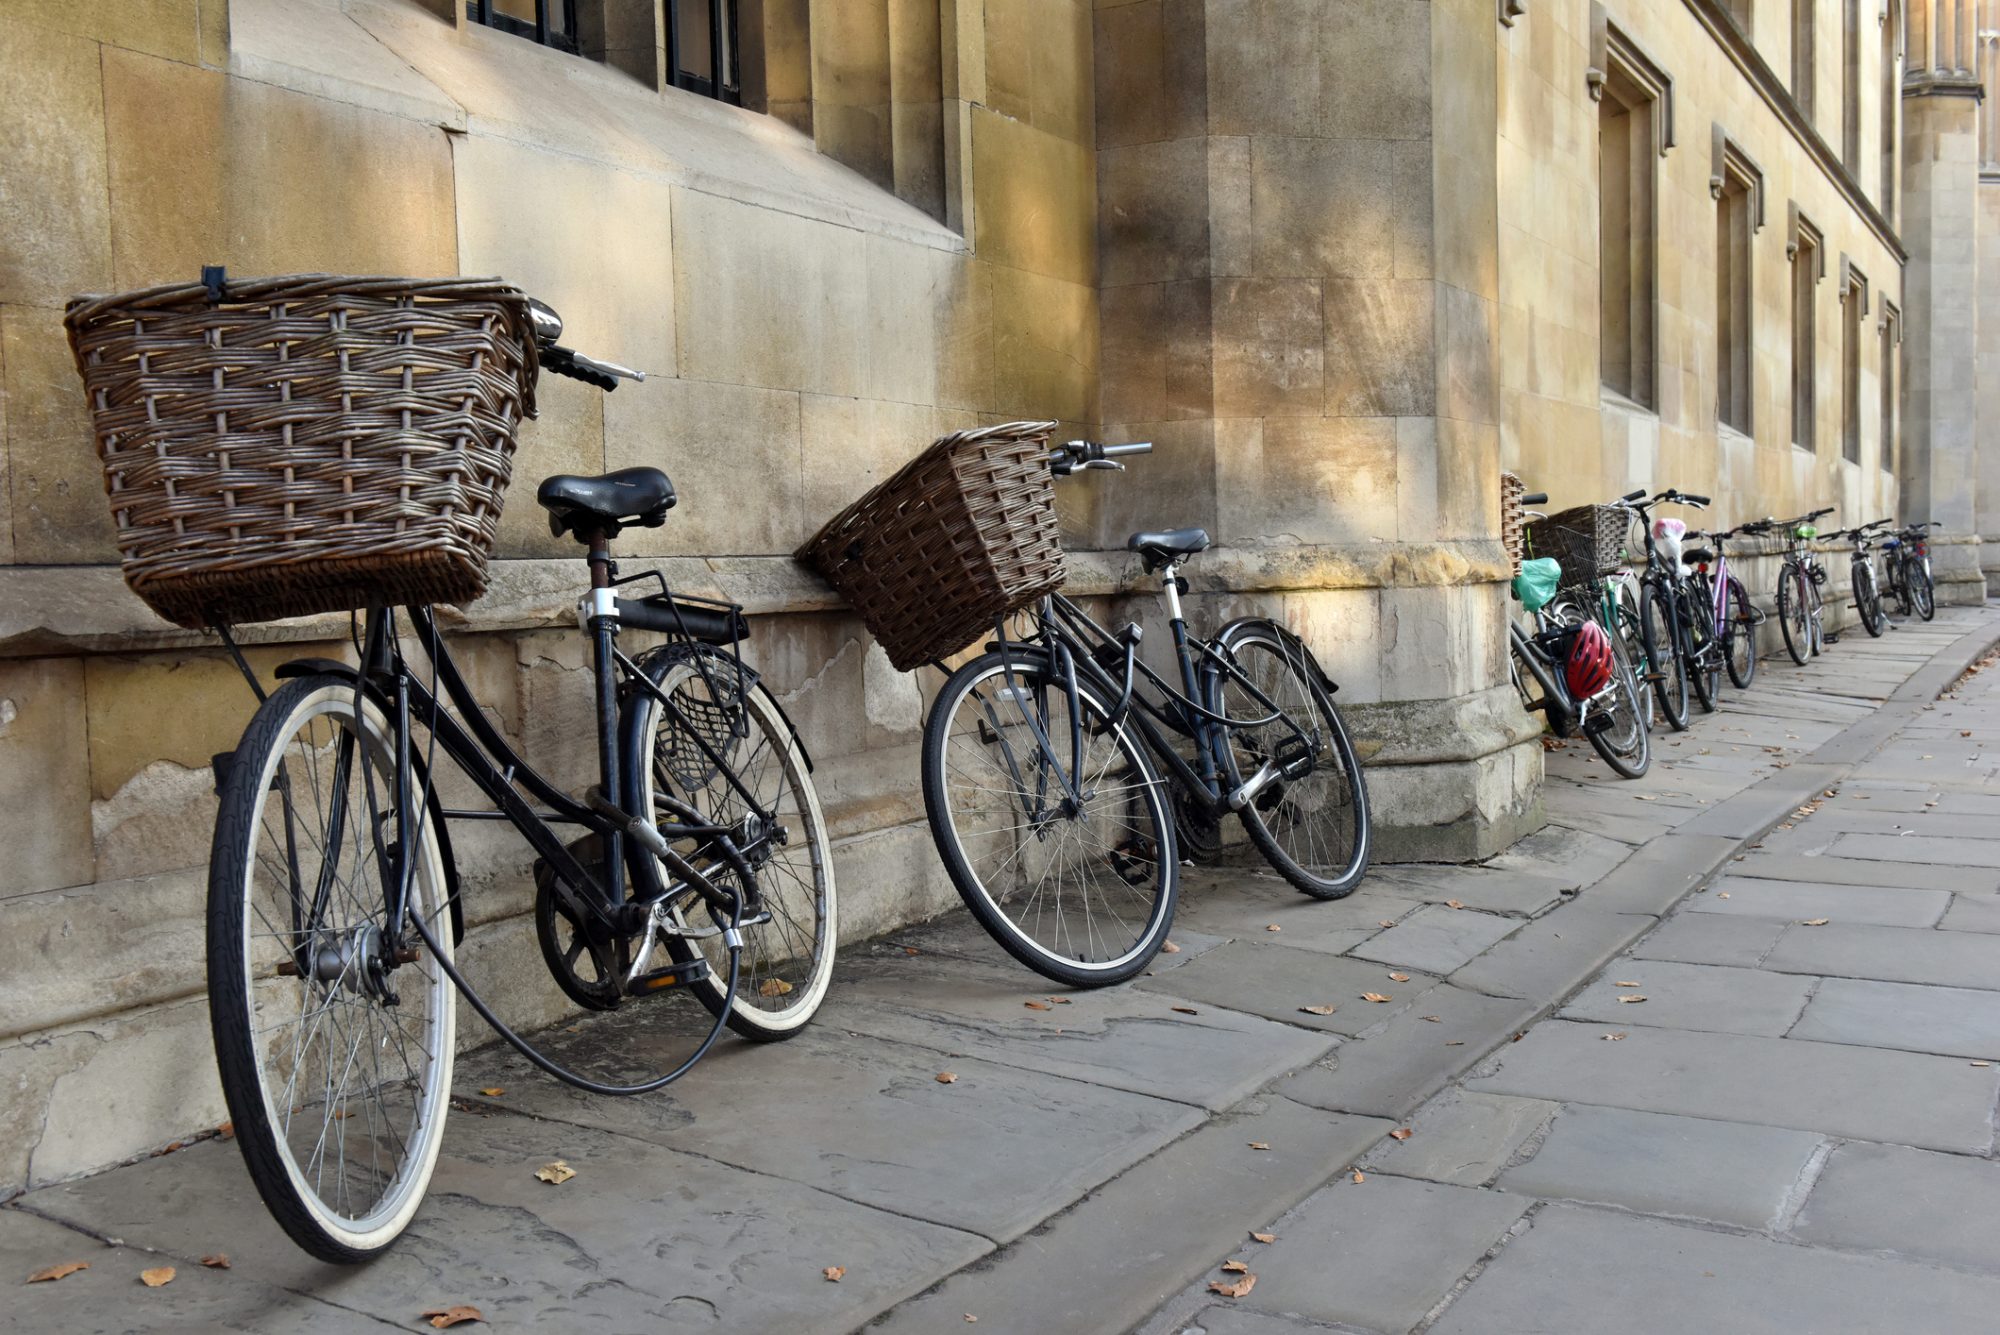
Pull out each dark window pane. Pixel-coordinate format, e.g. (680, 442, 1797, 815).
(679, 0, 715, 84)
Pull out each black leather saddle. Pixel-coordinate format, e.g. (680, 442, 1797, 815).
(1683, 546, 1714, 565)
(1128, 527, 1211, 572)
(537, 467, 676, 540)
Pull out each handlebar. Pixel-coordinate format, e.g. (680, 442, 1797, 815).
(1050, 440, 1152, 476)
(1621, 488, 1647, 503)
(540, 342, 647, 392)
(1520, 491, 1549, 506)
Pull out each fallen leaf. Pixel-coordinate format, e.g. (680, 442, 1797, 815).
(1265, 924, 1283, 933)
(935, 1072, 958, 1084)
(1050, 997, 1072, 1005)
(1973, 1061, 1993, 1068)
(1421, 1015, 1442, 1022)
(965, 1316, 979, 1324)
(1602, 1032, 1627, 1041)
(1389, 1127, 1413, 1141)
(534, 1161, 576, 1186)
(140, 1267, 175, 1288)
(1445, 1040, 1465, 1046)
(1717, 892, 1731, 900)
(758, 978, 794, 998)
(1615, 981, 1641, 987)
(823, 1267, 845, 1283)
(1801, 918, 1830, 927)
(1208, 1274, 1256, 1299)
(27, 1262, 87, 1283)
(1616, 995, 1647, 1004)
(477, 1088, 505, 1098)
(1247, 1141, 1271, 1151)
(1171, 1006, 1199, 1015)
(1635, 794, 1657, 801)
(904, 946, 920, 955)
(1251, 1232, 1277, 1244)
(1024, 1001, 1052, 1011)
(1222, 1260, 1249, 1274)
(215, 1121, 234, 1139)
(422, 1306, 485, 1329)
(1161, 940, 1182, 954)
(1299, 1003, 1338, 1016)
(1351, 1169, 1366, 1183)
(1361, 992, 1392, 1003)
(1379, 919, 1397, 927)
(1388, 972, 1411, 983)
(199, 1255, 229, 1269)
(1445, 900, 1465, 910)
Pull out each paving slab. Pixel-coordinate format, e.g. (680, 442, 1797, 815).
(1792, 1141, 2000, 1274)
(1482, 824, 1634, 887)
(1447, 909, 1656, 1001)
(1941, 892, 2000, 933)
(455, 1019, 1201, 1242)
(1142, 1307, 1324, 1335)
(1832, 831, 2000, 869)
(821, 952, 1335, 1111)
(1465, 1020, 2000, 1152)
(19, 1121, 989, 1333)
(1937, 791, 2000, 817)
(1359, 1090, 1556, 1187)
(1672, 762, 1845, 839)
(1494, 1105, 1822, 1229)
(868, 1097, 1392, 1335)
(1798, 810, 2000, 840)
(1727, 850, 2000, 891)
(1362, 863, 1572, 916)
(1559, 959, 1816, 1036)
(1628, 910, 1788, 967)
(1133, 941, 1440, 1036)
(1760, 920, 2000, 990)
(1546, 807, 1673, 846)
(1573, 833, 1753, 917)
(1430, 1204, 2000, 1335)
(1216, 1174, 1526, 1334)
(1165, 873, 1412, 955)
(1787, 976, 2000, 1058)
(1347, 904, 1521, 974)
(1688, 876, 1952, 927)
(1279, 984, 1540, 1119)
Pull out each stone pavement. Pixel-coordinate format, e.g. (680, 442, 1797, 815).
(6, 606, 1996, 1334)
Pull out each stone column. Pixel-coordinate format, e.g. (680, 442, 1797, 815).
(1975, 13, 2000, 586)
(1094, 0, 1540, 860)
(1899, 0, 1990, 601)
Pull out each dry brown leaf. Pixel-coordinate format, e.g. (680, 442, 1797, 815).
(1265, 924, 1282, 933)
(1379, 919, 1396, 927)
(1247, 1141, 1271, 1151)
(215, 1121, 234, 1139)
(1221, 1260, 1249, 1274)
(1251, 1232, 1276, 1244)
(199, 1255, 230, 1270)
(904, 946, 920, 955)
(422, 1306, 485, 1329)
(935, 1072, 958, 1084)
(758, 978, 795, 998)
(1361, 992, 1391, 1003)
(1207, 1274, 1256, 1299)
(1161, 940, 1181, 954)
(1050, 997, 1072, 1005)
(27, 1261, 88, 1283)
(1299, 1004, 1338, 1016)
(477, 1088, 505, 1098)
(1421, 1015, 1442, 1023)
(1388, 972, 1411, 983)
(140, 1267, 175, 1288)
(534, 1161, 576, 1186)
(1445, 899, 1465, 910)
(1602, 1032, 1627, 1041)
(1614, 981, 1641, 988)
(1444, 1040, 1466, 1046)
(1801, 918, 1830, 927)
(1616, 995, 1647, 1004)
(964, 1316, 978, 1323)
(1389, 1127, 1413, 1141)
(1351, 1169, 1366, 1183)
(1718, 892, 1731, 899)
(1024, 1001, 1052, 1011)
(1972, 1061, 1993, 1068)
(1171, 1006, 1199, 1015)
(823, 1266, 845, 1283)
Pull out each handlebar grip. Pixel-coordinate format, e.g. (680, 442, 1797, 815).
(1102, 441, 1153, 457)
(1622, 489, 1647, 502)
(1684, 493, 1711, 506)
(541, 345, 620, 392)
(1520, 492, 1549, 506)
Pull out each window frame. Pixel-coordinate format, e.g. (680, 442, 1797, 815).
(1711, 127, 1766, 436)
(1787, 204, 1825, 452)
(1839, 255, 1869, 465)
(1590, 11, 1676, 412)
(467, 0, 581, 54)
(1879, 299, 1901, 474)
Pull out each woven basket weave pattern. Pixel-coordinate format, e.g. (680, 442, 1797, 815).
(1526, 504, 1630, 592)
(65, 275, 538, 628)
(796, 421, 1064, 671)
(1499, 472, 1526, 574)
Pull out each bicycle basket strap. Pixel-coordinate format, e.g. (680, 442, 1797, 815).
(1512, 557, 1561, 613)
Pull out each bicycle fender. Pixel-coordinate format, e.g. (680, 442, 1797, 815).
(626, 642, 812, 774)
(1212, 617, 1340, 694)
(269, 658, 465, 947)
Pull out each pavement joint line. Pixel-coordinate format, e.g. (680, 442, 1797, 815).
(1411, 1204, 1539, 1334)
(1772, 1138, 1838, 1233)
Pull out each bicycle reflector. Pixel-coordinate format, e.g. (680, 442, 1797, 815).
(1564, 620, 1615, 700)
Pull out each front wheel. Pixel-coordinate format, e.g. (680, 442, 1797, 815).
(207, 676, 455, 1264)
(1912, 563, 1936, 621)
(1854, 561, 1887, 637)
(1777, 564, 1811, 665)
(921, 650, 1177, 987)
(1584, 615, 1652, 779)
(1723, 576, 1758, 689)
(1640, 580, 1690, 730)
(1211, 626, 1371, 898)
(1683, 581, 1722, 712)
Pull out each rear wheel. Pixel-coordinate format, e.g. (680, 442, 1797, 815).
(1854, 560, 1887, 637)
(1640, 580, 1689, 730)
(1912, 563, 1936, 621)
(1612, 581, 1654, 732)
(1579, 610, 1651, 779)
(1723, 576, 1758, 689)
(1683, 581, 1722, 712)
(1777, 564, 1811, 665)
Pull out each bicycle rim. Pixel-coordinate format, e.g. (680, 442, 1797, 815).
(921, 651, 1177, 985)
(208, 678, 453, 1263)
(1778, 566, 1810, 664)
(1585, 622, 1651, 778)
(1725, 578, 1757, 689)
(1641, 582, 1689, 730)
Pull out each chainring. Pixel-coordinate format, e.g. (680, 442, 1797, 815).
(533, 835, 627, 1011)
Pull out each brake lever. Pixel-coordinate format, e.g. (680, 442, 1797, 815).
(1081, 459, 1126, 471)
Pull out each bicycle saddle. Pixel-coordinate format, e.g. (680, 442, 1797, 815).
(1128, 528, 1210, 572)
(538, 467, 676, 540)
(1682, 546, 1714, 565)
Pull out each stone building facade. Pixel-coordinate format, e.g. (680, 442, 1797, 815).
(0, 0, 1987, 1193)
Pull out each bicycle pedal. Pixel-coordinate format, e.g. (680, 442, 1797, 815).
(1582, 712, 1615, 737)
(625, 956, 711, 996)
(1273, 734, 1315, 780)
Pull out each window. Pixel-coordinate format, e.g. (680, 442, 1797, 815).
(1591, 16, 1674, 409)
(469, 0, 579, 52)
(1840, 258, 1868, 464)
(1842, 0, 1861, 171)
(1880, 301, 1900, 473)
(668, 0, 742, 103)
(1789, 207, 1824, 450)
(1881, 0, 1900, 218)
(1712, 129, 1764, 435)
(1793, 0, 1815, 118)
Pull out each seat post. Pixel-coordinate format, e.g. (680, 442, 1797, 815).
(586, 531, 614, 589)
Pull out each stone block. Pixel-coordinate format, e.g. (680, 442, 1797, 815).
(972, 109, 1096, 286)
(1099, 139, 1211, 288)
(498, 375, 607, 559)
(816, 100, 896, 192)
(1209, 135, 1254, 277)
(1324, 279, 1439, 416)
(1206, 0, 1322, 137)
(1211, 278, 1324, 417)
(1793, 1141, 2000, 1274)
(1281, 984, 1539, 1118)
(1088, 418, 1217, 548)
(1561, 960, 1816, 1037)
(1322, 0, 1431, 140)
(0, 23, 113, 307)
(1216, 416, 1398, 546)
(0, 867, 204, 1041)
(1250, 138, 1396, 280)
(1448, 909, 1653, 1000)
(1760, 920, 2000, 989)
(1361, 1089, 1556, 1186)
(1094, 0, 1206, 149)
(933, 251, 996, 412)
(1788, 977, 2000, 1059)
(1379, 583, 1500, 702)
(1135, 940, 1441, 1036)
(0, 656, 93, 895)
(1349, 904, 1521, 975)
(1689, 876, 1952, 927)
(609, 377, 805, 557)
(1629, 911, 1789, 968)
(100, 49, 457, 287)
(1100, 281, 1214, 423)
(992, 266, 1096, 421)
(3, 304, 118, 565)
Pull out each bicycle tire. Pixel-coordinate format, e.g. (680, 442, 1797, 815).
(1584, 614, 1651, 779)
(1723, 576, 1758, 689)
(1640, 580, 1689, 730)
(921, 648, 1177, 987)
(1854, 561, 1887, 637)
(1613, 582, 1654, 732)
(1913, 564, 1936, 621)
(633, 651, 837, 1041)
(1684, 585, 1722, 712)
(1210, 624, 1371, 898)
(1777, 563, 1810, 665)
(208, 675, 455, 1264)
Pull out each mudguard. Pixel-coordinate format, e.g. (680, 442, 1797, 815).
(1211, 616, 1340, 695)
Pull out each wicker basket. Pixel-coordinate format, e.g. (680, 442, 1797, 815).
(1526, 504, 1631, 592)
(796, 420, 1064, 671)
(65, 274, 539, 628)
(1500, 472, 1526, 574)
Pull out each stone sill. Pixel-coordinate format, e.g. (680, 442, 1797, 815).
(0, 541, 1510, 658)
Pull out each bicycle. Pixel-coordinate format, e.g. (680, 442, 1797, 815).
(1741, 507, 1836, 663)
(1686, 523, 1763, 690)
(1625, 489, 1717, 728)
(1883, 521, 1939, 621)
(206, 298, 836, 1262)
(1835, 520, 1893, 638)
(1509, 490, 1651, 778)
(918, 441, 1371, 987)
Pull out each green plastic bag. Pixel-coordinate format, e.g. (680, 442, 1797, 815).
(1512, 557, 1561, 612)
(1795, 524, 1818, 539)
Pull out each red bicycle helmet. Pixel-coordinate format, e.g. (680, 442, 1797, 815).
(1565, 620, 1614, 700)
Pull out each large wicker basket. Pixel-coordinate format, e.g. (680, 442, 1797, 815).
(796, 420, 1064, 671)
(1526, 504, 1632, 592)
(1500, 472, 1527, 574)
(65, 274, 540, 628)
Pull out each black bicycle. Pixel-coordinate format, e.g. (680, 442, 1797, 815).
(918, 442, 1370, 986)
(206, 299, 835, 1262)
(1626, 489, 1717, 729)
(1836, 519, 1893, 638)
(1883, 521, 1939, 621)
